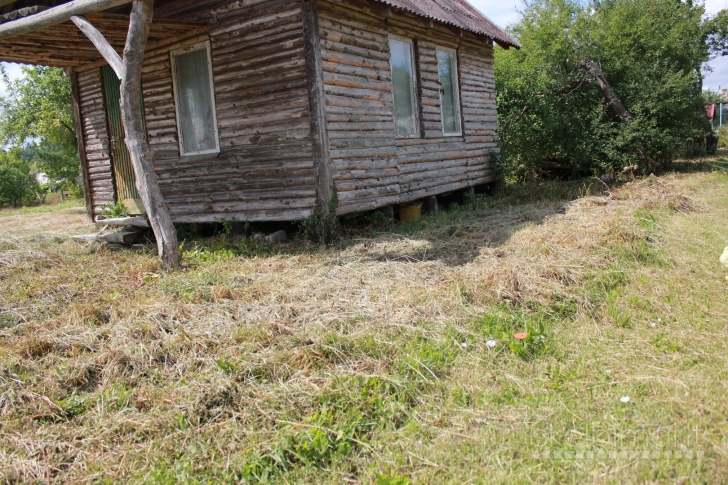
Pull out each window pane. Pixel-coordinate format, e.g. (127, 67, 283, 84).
(389, 39, 417, 135)
(174, 47, 217, 154)
(437, 49, 461, 134)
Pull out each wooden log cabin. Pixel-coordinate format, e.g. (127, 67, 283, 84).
(0, 0, 519, 222)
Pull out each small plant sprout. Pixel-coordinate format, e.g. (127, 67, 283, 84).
(620, 396, 631, 403)
(486, 340, 497, 349)
(509, 321, 548, 360)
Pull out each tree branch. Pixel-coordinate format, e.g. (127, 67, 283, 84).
(577, 60, 633, 124)
(60, 120, 76, 134)
(577, 59, 653, 169)
(119, 0, 180, 270)
(70, 15, 124, 78)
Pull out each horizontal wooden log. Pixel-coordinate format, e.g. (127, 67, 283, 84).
(71, 231, 138, 245)
(96, 216, 150, 228)
(0, 0, 133, 40)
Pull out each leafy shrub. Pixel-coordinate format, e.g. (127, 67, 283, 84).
(717, 125, 728, 149)
(0, 150, 38, 207)
(496, 0, 716, 180)
(100, 200, 129, 218)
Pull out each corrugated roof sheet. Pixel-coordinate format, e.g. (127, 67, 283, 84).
(375, 0, 520, 48)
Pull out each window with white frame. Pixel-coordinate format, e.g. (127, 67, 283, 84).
(388, 37, 418, 136)
(171, 41, 220, 156)
(436, 47, 462, 136)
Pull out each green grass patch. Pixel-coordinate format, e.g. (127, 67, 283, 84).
(0, 198, 83, 217)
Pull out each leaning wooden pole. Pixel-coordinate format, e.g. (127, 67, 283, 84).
(0, 0, 133, 40)
(72, 0, 180, 270)
(577, 60, 653, 171)
(119, 0, 180, 270)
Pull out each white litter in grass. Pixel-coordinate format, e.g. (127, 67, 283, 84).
(486, 340, 497, 349)
(620, 396, 631, 403)
(461, 342, 467, 348)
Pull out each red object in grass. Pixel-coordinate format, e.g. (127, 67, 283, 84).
(514, 332, 528, 340)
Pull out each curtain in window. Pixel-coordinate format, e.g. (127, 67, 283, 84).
(389, 39, 417, 135)
(437, 49, 461, 135)
(174, 47, 217, 154)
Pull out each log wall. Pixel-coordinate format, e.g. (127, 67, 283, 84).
(149, 0, 316, 222)
(317, 0, 500, 215)
(74, 0, 501, 221)
(77, 0, 317, 222)
(75, 68, 115, 214)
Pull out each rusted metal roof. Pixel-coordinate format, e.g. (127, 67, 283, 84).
(375, 0, 520, 48)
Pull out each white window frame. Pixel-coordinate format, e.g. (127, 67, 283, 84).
(388, 35, 420, 138)
(170, 40, 220, 156)
(435, 46, 462, 137)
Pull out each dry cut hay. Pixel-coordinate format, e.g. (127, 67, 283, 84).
(0, 173, 723, 483)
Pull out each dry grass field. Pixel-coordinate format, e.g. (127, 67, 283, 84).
(1, 162, 727, 484)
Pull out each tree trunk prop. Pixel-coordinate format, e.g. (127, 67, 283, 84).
(577, 60, 654, 172)
(72, 0, 180, 270)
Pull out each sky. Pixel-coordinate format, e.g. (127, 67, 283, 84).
(1, 0, 728, 95)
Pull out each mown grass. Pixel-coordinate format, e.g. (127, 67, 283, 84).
(1, 167, 727, 484)
(0, 198, 83, 218)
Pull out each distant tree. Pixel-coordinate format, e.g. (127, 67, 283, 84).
(495, 0, 723, 180)
(27, 142, 80, 199)
(0, 150, 38, 207)
(703, 88, 725, 105)
(0, 65, 80, 195)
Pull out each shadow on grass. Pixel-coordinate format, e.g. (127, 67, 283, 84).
(340, 178, 609, 266)
(171, 178, 609, 269)
(671, 153, 728, 174)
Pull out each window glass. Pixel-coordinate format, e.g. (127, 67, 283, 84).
(172, 45, 218, 154)
(437, 49, 461, 135)
(389, 38, 417, 135)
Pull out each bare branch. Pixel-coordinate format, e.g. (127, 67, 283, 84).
(70, 15, 124, 78)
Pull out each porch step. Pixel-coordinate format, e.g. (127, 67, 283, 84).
(71, 232, 139, 245)
(96, 216, 150, 228)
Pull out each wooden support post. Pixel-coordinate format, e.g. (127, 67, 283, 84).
(229, 222, 247, 236)
(302, 0, 335, 216)
(423, 196, 438, 215)
(71, 0, 180, 270)
(120, 0, 180, 270)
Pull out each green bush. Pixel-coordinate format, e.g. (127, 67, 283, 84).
(496, 0, 717, 180)
(0, 151, 38, 208)
(717, 125, 728, 149)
